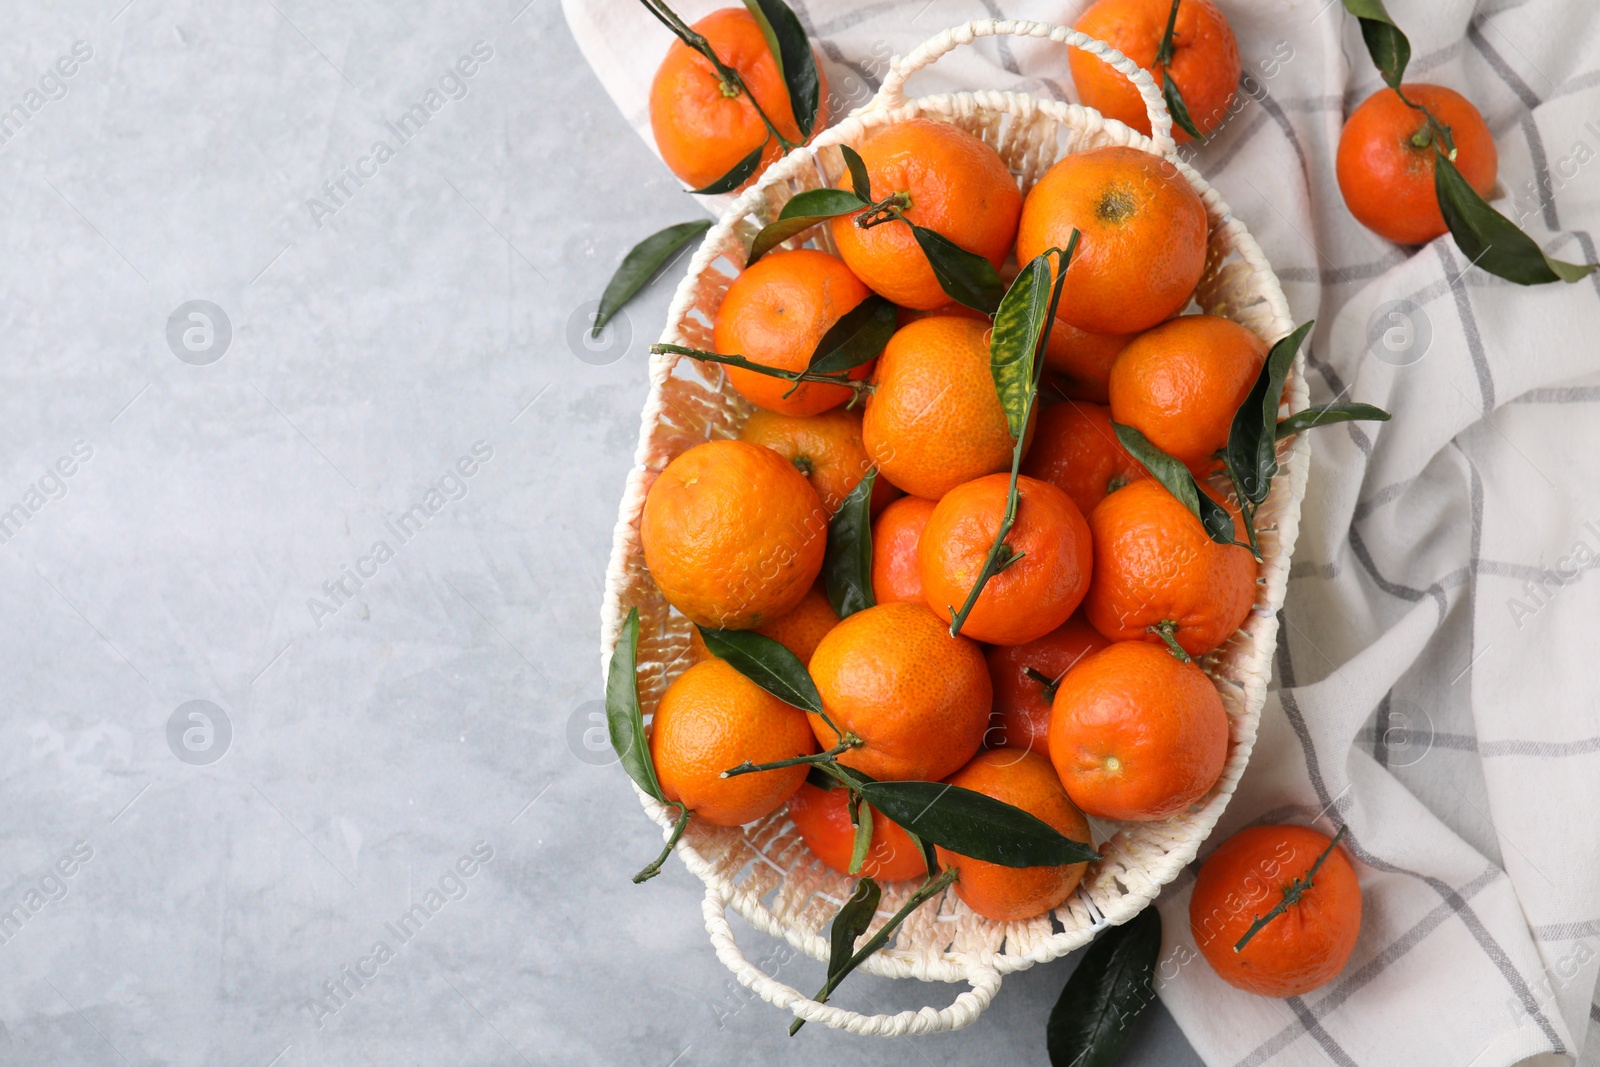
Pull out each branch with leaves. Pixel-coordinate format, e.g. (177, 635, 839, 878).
(1340, 0, 1595, 285)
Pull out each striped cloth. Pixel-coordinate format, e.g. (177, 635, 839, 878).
(564, 0, 1600, 1062)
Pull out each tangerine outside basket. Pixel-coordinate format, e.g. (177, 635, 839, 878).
(599, 18, 1308, 1036)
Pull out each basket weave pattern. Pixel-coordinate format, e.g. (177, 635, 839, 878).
(599, 19, 1310, 1035)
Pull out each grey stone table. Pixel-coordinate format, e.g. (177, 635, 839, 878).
(0, 1, 1203, 1063)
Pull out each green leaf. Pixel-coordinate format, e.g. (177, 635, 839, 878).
(692, 143, 766, 195)
(1045, 907, 1162, 1067)
(695, 626, 822, 713)
(1435, 152, 1598, 285)
(748, 188, 868, 264)
(1276, 402, 1392, 439)
(1114, 423, 1238, 546)
(910, 225, 1005, 315)
(1341, 0, 1412, 90)
(605, 608, 664, 802)
(823, 468, 877, 618)
(809, 295, 896, 375)
(841, 144, 873, 203)
(989, 255, 1054, 440)
(857, 780, 1100, 868)
(1162, 69, 1205, 141)
(593, 220, 712, 336)
(1225, 321, 1311, 506)
(907, 829, 939, 878)
(805, 765, 839, 790)
(847, 793, 874, 875)
(826, 877, 882, 982)
(742, 0, 821, 140)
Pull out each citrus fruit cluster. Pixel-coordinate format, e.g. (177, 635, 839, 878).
(632, 112, 1274, 928)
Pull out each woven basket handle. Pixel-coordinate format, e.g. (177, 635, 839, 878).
(874, 19, 1177, 157)
(701, 885, 1002, 1036)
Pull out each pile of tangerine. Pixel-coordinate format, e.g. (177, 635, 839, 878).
(639, 111, 1271, 925)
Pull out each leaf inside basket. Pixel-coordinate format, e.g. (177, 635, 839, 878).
(858, 780, 1099, 868)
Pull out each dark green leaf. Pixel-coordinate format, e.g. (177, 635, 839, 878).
(692, 143, 765, 195)
(1276, 402, 1392, 439)
(1225, 321, 1311, 506)
(594, 220, 712, 335)
(841, 144, 873, 203)
(1341, 0, 1412, 90)
(910, 225, 1005, 315)
(857, 780, 1100, 868)
(990, 255, 1054, 440)
(1046, 907, 1162, 1067)
(823, 469, 877, 618)
(1435, 152, 1598, 285)
(907, 829, 939, 878)
(1114, 423, 1238, 546)
(748, 189, 869, 264)
(810, 295, 896, 375)
(743, 0, 821, 140)
(1162, 69, 1205, 141)
(806, 765, 839, 790)
(605, 608, 664, 802)
(695, 626, 822, 713)
(827, 877, 882, 982)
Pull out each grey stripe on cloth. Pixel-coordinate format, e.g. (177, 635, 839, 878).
(1458, 443, 1485, 686)
(1373, 692, 1392, 768)
(1286, 1000, 1360, 1067)
(789, 0, 900, 37)
(1354, 726, 1481, 753)
(1467, 19, 1545, 111)
(1435, 243, 1497, 411)
(1353, 477, 1416, 522)
(1510, 386, 1600, 404)
(1533, 920, 1600, 942)
(1275, 251, 1406, 286)
(1352, 727, 1600, 759)
(1236, 866, 1501, 1067)
(1592, 1002, 1600, 1026)
(1573, 231, 1600, 302)
(1275, 623, 1569, 1054)
(1300, 344, 1376, 457)
(1289, 559, 1341, 581)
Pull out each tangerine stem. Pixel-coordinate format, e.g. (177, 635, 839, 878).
(633, 804, 693, 883)
(1233, 825, 1348, 952)
(1024, 664, 1071, 703)
(1155, 0, 1182, 66)
(721, 736, 861, 779)
(1148, 621, 1192, 663)
(789, 866, 961, 1035)
(652, 344, 872, 395)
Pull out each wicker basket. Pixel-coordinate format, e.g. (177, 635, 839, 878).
(599, 18, 1309, 1036)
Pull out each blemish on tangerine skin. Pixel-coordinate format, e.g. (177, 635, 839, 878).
(1096, 187, 1137, 225)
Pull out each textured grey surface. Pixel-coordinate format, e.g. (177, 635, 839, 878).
(0, 2, 1204, 1063)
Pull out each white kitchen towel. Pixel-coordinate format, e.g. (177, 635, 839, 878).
(562, 0, 1600, 1063)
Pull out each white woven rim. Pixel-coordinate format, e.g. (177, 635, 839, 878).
(599, 19, 1309, 1036)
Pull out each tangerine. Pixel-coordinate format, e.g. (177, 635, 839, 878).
(1336, 84, 1497, 246)
(714, 249, 874, 417)
(984, 615, 1110, 756)
(648, 8, 828, 191)
(830, 118, 1022, 309)
(1190, 824, 1362, 997)
(787, 782, 929, 882)
(935, 749, 1094, 921)
(1021, 400, 1149, 518)
(640, 439, 827, 630)
(808, 602, 991, 782)
(919, 474, 1093, 646)
(739, 407, 898, 515)
(1048, 640, 1228, 820)
(650, 658, 817, 826)
(871, 495, 937, 606)
(1015, 145, 1207, 334)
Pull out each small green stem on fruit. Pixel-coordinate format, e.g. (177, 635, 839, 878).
(633, 804, 693, 883)
(721, 736, 862, 779)
(1148, 621, 1191, 663)
(652, 343, 872, 396)
(1234, 825, 1348, 952)
(1155, 0, 1182, 66)
(1024, 665, 1071, 703)
(855, 192, 913, 229)
(789, 866, 961, 1035)
(1392, 88, 1456, 159)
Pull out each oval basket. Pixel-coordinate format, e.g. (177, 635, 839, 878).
(599, 18, 1309, 1037)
